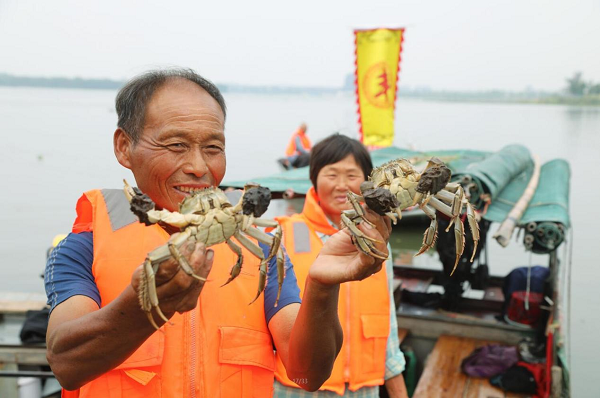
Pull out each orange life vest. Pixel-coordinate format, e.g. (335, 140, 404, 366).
(63, 189, 275, 398)
(285, 129, 312, 157)
(273, 187, 390, 395)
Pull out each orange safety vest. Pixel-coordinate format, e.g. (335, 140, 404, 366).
(63, 189, 275, 398)
(273, 187, 390, 396)
(285, 129, 312, 157)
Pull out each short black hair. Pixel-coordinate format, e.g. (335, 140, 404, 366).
(309, 134, 373, 189)
(115, 68, 226, 143)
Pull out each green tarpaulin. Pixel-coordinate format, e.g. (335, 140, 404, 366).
(452, 144, 533, 210)
(223, 146, 489, 196)
(222, 145, 570, 252)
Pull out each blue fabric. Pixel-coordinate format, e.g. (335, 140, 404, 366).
(44, 232, 301, 323)
(501, 266, 549, 316)
(262, 244, 301, 323)
(45, 232, 100, 312)
(294, 135, 309, 155)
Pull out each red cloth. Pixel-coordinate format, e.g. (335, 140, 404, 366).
(516, 361, 547, 398)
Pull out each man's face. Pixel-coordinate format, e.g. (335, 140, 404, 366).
(116, 79, 226, 211)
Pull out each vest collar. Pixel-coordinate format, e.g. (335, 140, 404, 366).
(302, 187, 339, 236)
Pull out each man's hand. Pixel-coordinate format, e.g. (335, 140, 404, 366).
(130, 235, 214, 322)
(309, 207, 392, 285)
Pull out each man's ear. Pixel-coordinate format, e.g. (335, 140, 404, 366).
(114, 128, 133, 169)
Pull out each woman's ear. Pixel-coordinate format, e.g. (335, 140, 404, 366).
(114, 128, 132, 169)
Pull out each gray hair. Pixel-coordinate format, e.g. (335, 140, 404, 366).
(115, 68, 227, 143)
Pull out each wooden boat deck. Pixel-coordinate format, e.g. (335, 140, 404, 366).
(413, 335, 530, 398)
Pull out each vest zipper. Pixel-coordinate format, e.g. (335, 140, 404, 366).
(190, 309, 197, 398)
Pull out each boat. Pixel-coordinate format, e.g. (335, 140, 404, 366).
(222, 143, 572, 397)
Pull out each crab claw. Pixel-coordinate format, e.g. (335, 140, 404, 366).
(412, 191, 424, 206)
(243, 186, 271, 217)
(450, 217, 466, 276)
(249, 260, 268, 305)
(123, 179, 136, 202)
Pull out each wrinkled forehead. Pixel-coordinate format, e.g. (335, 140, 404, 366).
(145, 79, 225, 128)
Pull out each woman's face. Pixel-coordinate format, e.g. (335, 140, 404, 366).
(316, 154, 365, 222)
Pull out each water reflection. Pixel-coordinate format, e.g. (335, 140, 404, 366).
(565, 106, 600, 121)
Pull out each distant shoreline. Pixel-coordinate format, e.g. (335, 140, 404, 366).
(1, 72, 598, 106)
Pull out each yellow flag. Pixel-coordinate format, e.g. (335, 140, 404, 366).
(354, 28, 404, 148)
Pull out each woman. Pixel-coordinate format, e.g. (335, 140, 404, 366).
(273, 134, 408, 397)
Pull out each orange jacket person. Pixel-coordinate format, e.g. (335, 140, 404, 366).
(273, 134, 409, 398)
(284, 123, 311, 168)
(44, 69, 391, 398)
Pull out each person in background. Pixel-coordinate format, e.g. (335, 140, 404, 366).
(283, 122, 311, 169)
(44, 69, 391, 398)
(273, 134, 409, 398)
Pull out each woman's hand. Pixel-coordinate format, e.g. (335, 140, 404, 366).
(309, 207, 392, 286)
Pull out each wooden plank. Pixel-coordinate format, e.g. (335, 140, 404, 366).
(0, 292, 47, 314)
(414, 335, 530, 398)
(0, 346, 49, 365)
(464, 376, 528, 398)
(413, 335, 479, 398)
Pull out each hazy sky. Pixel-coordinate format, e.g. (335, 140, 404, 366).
(1, 0, 599, 91)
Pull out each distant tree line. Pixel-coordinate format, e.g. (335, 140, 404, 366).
(0, 73, 123, 90)
(566, 72, 600, 96)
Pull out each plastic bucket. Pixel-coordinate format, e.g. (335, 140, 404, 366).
(506, 291, 543, 326)
(17, 377, 42, 398)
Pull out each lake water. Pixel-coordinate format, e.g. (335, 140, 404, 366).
(1, 87, 598, 396)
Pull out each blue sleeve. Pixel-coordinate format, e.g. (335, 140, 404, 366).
(44, 232, 101, 313)
(294, 136, 309, 154)
(260, 242, 301, 324)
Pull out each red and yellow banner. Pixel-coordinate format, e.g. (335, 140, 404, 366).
(354, 28, 405, 148)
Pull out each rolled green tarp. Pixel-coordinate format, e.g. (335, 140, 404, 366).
(451, 144, 533, 210)
(521, 159, 570, 253)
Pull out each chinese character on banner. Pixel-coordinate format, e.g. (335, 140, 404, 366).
(354, 28, 405, 149)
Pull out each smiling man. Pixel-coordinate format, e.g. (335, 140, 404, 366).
(44, 68, 392, 398)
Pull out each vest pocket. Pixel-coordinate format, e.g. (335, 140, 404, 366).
(79, 367, 161, 398)
(360, 314, 389, 375)
(114, 330, 165, 369)
(218, 326, 275, 398)
(82, 331, 165, 398)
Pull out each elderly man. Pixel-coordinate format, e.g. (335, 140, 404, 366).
(45, 68, 391, 398)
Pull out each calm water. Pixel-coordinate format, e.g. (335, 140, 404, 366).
(1, 87, 599, 396)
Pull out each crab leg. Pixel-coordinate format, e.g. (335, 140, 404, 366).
(415, 204, 438, 256)
(233, 232, 272, 304)
(347, 191, 376, 227)
(466, 200, 480, 262)
(274, 247, 285, 306)
(244, 224, 274, 245)
(167, 228, 207, 282)
(251, 218, 279, 228)
(351, 234, 388, 260)
(427, 195, 467, 273)
(222, 239, 243, 287)
(427, 197, 454, 218)
(340, 213, 382, 244)
(146, 209, 203, 228)
(435, 189, 480, 262)
(341, 212, 387, 260)
(139, 259, 168, 329)
(436, 184, 464, 231)
(451, 216, 466, 276)
(244, 224, 286, 305)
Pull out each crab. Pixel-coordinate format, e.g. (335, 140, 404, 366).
(341, 158, 479, 275)
(123, 180, 285, 329)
